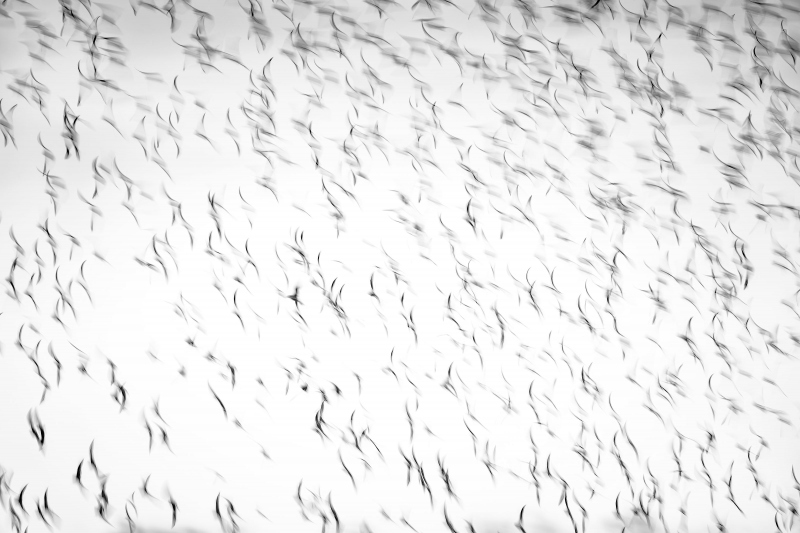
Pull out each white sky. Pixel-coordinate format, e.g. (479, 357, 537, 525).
(1, 0, 800, 532)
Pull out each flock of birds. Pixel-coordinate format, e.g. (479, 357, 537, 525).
(2, 0, 800, 531)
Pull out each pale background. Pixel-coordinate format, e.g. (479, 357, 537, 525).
(1, 0, 800, 532)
